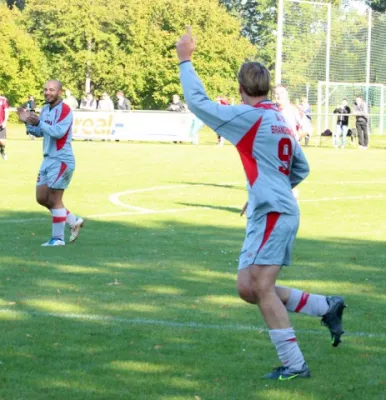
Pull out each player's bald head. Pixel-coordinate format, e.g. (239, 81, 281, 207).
(44, 80, 63, 106)
(45, 80, 63, 91)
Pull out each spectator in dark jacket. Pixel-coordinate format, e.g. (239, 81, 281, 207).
(353, 95, 369, 149)
(116, 91, 131, 110)
(333, 99, 351, 148)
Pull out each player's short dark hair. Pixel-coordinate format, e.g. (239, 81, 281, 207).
(238, 62, 270, 97)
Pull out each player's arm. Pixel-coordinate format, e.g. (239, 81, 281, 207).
(26, 124, 44, 137)
(179, 61, 253, 145)
(177, 27, 252, 145)
(290, 141, 310, 188)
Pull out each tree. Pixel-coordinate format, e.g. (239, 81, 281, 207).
(0, 4, 47, 106)
(368, 0, 386, 12)
(6, 0, 25, 10)
(23, 0, 256, 109)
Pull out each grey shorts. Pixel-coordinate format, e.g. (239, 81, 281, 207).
(37, 158, 74, 190)
(238, 212, 299, 270)
(0, 126, 6, 139)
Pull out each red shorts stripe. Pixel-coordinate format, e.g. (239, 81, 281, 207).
(53, 216, 67, 223)
(258, 212, 280, 252)
(53, 162, 67, 184)
(295, 292, 310, 313)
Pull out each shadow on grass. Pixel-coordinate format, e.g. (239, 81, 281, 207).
(0, 210, 385, 400)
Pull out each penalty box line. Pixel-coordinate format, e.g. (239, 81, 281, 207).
(1, 308, 384, 339)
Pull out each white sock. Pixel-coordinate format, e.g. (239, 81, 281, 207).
(50, 208, 67, 241)
(286, 289, 329, 316)
(269, 328, 305, 371)
(66, 209, 77, 227)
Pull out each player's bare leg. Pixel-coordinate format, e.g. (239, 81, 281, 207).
(238, 264, 309, 379)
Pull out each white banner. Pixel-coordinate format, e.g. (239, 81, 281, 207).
(72, 111, 196, 142)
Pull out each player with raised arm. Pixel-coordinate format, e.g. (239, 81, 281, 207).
(17, 80, 84, 246)
(176, 28, 346, 380)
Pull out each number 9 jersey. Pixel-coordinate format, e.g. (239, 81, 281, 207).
(179, 61, 310, 218)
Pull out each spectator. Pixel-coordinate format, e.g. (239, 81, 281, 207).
(63, 89, 79, 110)
(333, 99, 351, 148)
(298, 97, 312, 146)
(353, 95, 369, 149)
(298, 97, 311, 120)
(22, 95, 37, 140)
(98, 92, 114, 111)
(0, 92, 9, 160)
(167, 94, 187, 112)
(116, 91, 131, 110)
(80, 93, 97, 110)
(23, 95, 36, 112)
(274, 85, 306, 143)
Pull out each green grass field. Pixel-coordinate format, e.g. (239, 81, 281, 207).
(1, 123, 385, 400)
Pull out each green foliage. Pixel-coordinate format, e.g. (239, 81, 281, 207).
(368, 0, 386, 12)
(23, 0, 255, 109)
(0, 5, 47, 106)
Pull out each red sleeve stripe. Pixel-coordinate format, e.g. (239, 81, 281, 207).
(57, 103, 71, 123)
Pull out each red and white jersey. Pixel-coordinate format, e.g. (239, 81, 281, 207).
(277, 103, 304, 140)
(27, 101, 75, 168)
(0, 96, 9, 126)
(179, 61, 310, 217)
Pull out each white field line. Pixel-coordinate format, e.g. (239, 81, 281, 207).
(0, 308, 384, 339)
(0, 184, 384, 224)
(299, 194, 384, 203)
(108, 184, 205, 212)
(306, 180, 386, 185)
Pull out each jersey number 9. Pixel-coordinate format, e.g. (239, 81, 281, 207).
(278, 137, 293, 176)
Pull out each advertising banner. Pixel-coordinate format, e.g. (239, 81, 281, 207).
(72, 111, 196, 142)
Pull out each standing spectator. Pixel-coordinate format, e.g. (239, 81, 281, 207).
(17, 80, 84, 246)
(333, 99, 351, 148)
(98, 92, 114, 111)
(167, 94, 187, 112)
(167, 94, 187, 143)
(63, 89, 79, 110)
(80, 93, 97, 110)
(116, 91, 131, 110)
(298, 97, 312, 146)
(22, 95, 37, 140)
(0, 92, 9, 160)
(274, 85, 306, 143)
(353, 95, 369, 149)
(24, 95, 36, 112)
(177, 27, 346, 380)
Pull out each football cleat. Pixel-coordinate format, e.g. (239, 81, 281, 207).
(69, 217, 84, 243)
(1, 153, 7, 160)
(262, 363, 311, 380)
(41, 238, 65, 247)
(321, 296, 347, 347)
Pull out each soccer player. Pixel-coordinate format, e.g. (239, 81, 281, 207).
(0, 92, 10, 160)
(176, 28, 346, 380)
(17, 80, 84, 246)
(274, 85, 306, 143)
